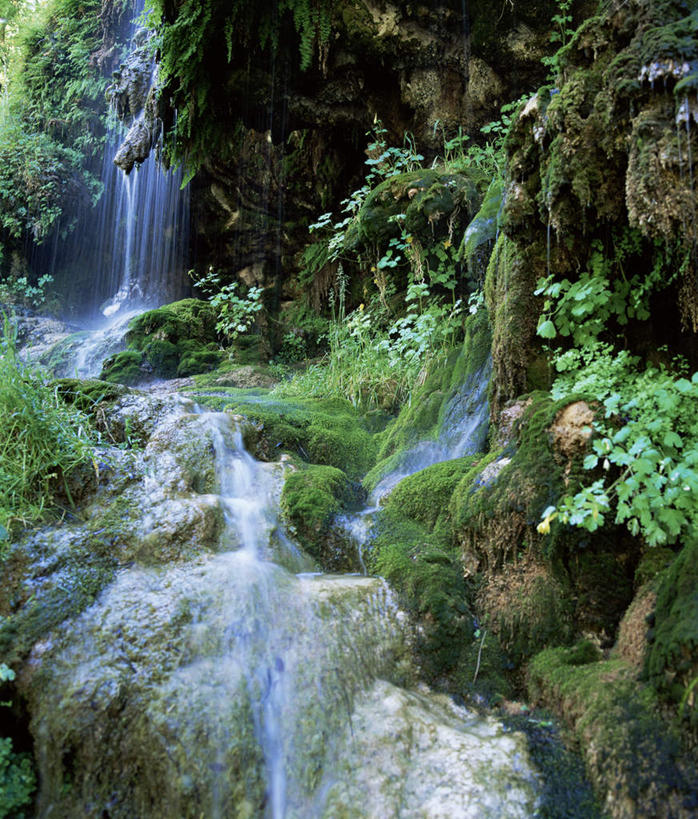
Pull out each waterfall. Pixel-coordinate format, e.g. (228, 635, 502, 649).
(32, 3, 189, 322)
(28, 402, 540, 817)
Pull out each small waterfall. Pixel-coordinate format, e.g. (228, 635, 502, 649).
(340, 356, 491, 553)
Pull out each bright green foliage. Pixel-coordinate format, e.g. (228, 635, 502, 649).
(191, 269, 263, 343)
(0, 0, 125, 265)
(280, 125, 483, 412)
(535, 231, 686, 345)
(0, 271, 53, 311)
(145, 0, 333, 172)
(541, 0, 575, 80)
(0, 104, 99, 245)
(0, 664, 35, 819)
(0, 319, 95, 540)
(540, 344, 698, 546)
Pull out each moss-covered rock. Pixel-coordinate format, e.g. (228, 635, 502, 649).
(100, 299, 223, 384)
(647, 539, 698, 729)
(190, 390, 378, 481)
(367, 510, 473, 686)
(528, 647, 698, 818)
(281, 464, 362, 572)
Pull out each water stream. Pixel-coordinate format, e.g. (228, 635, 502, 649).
(341, 357, 491, 559)
(29, 400, 540, 817)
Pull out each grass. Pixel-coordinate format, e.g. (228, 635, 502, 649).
(0, 316, 95, 543)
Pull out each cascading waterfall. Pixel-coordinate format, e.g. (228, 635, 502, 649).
(29, 401, 541, 818)
(34, 2, 190, 376)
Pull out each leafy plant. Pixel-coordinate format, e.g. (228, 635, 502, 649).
(190, 268, 263, 343)
(535, 232, 686, 345)
(541, 0, 575, 80)
(538, 343, 698, 547)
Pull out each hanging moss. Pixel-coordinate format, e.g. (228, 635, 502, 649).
(367, 510, 473, 685)
(484, 234, 547, 421)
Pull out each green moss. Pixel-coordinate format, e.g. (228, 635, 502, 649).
(449, 393, 566, 569)
(52, 378, 126, 416)
(647, 539, 698, 726)
(281, 464, 360, 571)
(528, 646, 695, 814)
(100, 349, 144, 385)
(100, 299, 222, 383)
(0, 535, 117, 668)
(382, 456, 480, 531)
(188, 390, 378, 480)
(484, 234, 545, 420)
(367, 510, 473, 683)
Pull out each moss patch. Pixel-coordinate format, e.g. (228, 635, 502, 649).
(281, 464, 362, 572)
(528, 646, 697, 816)
(187, 390, 378, 481)
(647, 539, 698, 728)
(100, 299, 223, 384)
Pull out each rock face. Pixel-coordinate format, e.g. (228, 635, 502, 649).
(108, 29, 162, 173)
(173, 1, 556, 308)
(491, 0, 698, 414)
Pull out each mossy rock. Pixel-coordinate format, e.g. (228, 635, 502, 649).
(52, 378, 127, 416)
(367, 511, 473, 684)
(528, 647, 697, 817)
(126, 298, 218, 346)
(100, 300, 223, 383)
(281, 464, 362, 572)
(476, 556, 575, 667)
(100, 349, 144, 385)
(647, 539, 698, 727)
(346, 168, 482, 252)
(191, 390, 378, 481)
(381, 456, 480, 531)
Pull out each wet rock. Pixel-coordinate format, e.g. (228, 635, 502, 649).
(319, 680, 540, 818)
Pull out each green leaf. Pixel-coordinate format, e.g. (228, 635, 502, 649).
(537, 319, 557, 339)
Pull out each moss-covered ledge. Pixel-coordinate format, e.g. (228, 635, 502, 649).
(527, 645, 698, 818)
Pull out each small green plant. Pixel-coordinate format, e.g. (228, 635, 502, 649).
(0, 273, 54, 310)
(190, 268, 263, 343)
(0, 663, 36, 818)
(541, 0, 575, 80)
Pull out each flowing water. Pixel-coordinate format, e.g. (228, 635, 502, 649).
(340, 357, 491, 558)
(28, 402, 540, 817)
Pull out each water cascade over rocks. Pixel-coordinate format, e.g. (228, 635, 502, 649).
(24, 398, 540, 818)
